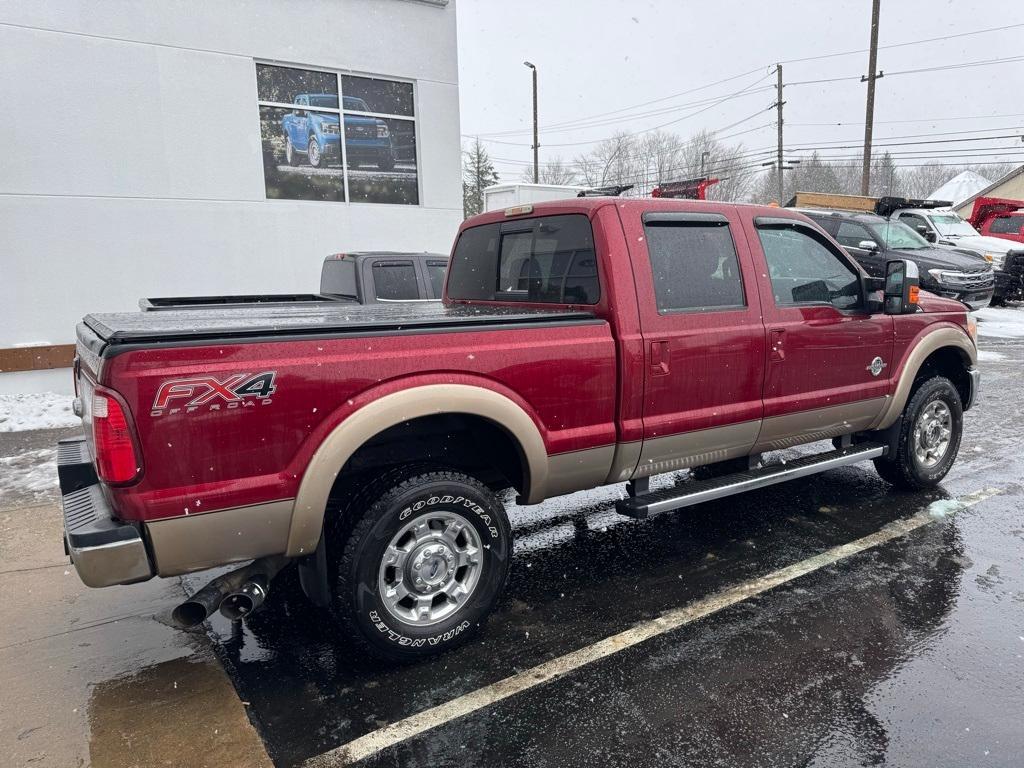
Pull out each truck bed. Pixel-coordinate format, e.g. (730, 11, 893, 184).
(83, 302, 598, 346)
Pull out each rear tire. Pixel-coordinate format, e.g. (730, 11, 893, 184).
(873, 376, 963, 490)
(285, 135, 299, 166)
(328, 466, 511, 662)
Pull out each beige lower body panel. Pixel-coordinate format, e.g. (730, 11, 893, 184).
(753, 398, 886, 453)
(633, 420, 761, 479)
(146, 499, 294, 577)
(544, 445, 617, 499)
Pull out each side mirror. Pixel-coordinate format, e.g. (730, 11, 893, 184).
(858, 240, 879, 251)
(864, 276, 885, 313)
(884, 259, 920, 314)
(922, 230, 937, 243)
(915, 224, 929, 235)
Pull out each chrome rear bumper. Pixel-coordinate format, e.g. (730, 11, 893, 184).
(58, 437, 153, 588)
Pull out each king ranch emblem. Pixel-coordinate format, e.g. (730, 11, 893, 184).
(867, 357, 887, 377)
(151, 372, 277, 416)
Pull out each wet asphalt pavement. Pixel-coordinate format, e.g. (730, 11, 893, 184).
(198, 336, 1024, 768)
(2, 335, 1022, 767)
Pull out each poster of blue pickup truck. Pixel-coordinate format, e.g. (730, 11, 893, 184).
(256, 64, 419, 205)
(282, 95, 396, 170)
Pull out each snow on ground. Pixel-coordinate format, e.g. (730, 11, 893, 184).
(977, 350, 1006, 362)
(0, 392, 78, 432)
(974, 306, 1024, 339)
(0, 448, 59, 502)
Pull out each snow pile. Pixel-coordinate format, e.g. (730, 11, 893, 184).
(974, 306, 1024, 339)
(0, 392, 79, 432)
(0, 448, 59, 501)
(927, 498, 964, 519)
(929, 170, 991, 207)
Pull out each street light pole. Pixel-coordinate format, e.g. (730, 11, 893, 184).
(524, 61, 538, 183)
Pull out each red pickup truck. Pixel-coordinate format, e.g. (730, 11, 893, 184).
(967, 196, 1024, 245)
(61, 198, 980, 660)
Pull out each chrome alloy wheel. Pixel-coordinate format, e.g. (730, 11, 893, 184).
(377, 511, 482, 626)
(913, 400, 952, 468)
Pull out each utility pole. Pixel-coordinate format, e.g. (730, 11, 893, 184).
(524, 61, 539, 183)
(475, 136, 482, 210)
(860, 0, 882, 195)
(775, 63, 784, 203)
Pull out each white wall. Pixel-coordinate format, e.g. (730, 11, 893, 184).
(0, 0, 462, 357)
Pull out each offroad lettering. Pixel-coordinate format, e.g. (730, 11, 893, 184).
(151, 371, 277, 416)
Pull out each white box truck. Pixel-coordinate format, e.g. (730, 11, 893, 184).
(482, 183, 588, 212)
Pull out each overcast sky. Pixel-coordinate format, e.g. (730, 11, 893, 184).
(456, 0, 1024, 180)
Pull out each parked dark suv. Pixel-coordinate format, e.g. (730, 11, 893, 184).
(797, 209, 994, 310)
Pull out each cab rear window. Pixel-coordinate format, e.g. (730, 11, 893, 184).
(446, 215, 599, 304)
(990, 216, 1024, 234)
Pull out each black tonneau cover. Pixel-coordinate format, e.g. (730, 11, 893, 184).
(84, 302, 598, 347)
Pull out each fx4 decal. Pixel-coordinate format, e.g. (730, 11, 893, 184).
(151, 372, 276, 416)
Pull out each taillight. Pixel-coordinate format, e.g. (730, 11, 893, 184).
(92, 389, 142, 484)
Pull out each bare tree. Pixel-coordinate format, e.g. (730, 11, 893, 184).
(573, 132, 638, 188)
(520, 156, 579, 185)
(902, 162, 954, 199)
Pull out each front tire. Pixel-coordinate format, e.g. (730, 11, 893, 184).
(307, 136, 323, 168)
(873, 376, 963, 490)
(328, 467, 511, 661)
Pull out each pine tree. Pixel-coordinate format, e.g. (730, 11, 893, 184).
(462, 138, 500, 217)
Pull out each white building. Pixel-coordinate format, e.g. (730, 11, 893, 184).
(0, 0, 463, 394)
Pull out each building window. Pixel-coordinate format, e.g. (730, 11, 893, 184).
(256, 63, 418, 205)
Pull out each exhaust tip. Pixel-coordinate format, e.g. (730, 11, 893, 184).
(171, 600, 211, 629)
(220, 580, 267, 621)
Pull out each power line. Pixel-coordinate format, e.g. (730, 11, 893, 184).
(788, 54, 1024, 86)
(470, 86, 776, 144)
(463, 23, 1024, 142)
(779, 22, 1024, 64)
(473, 67, 771, 138)
(790, 113, 1024, 127)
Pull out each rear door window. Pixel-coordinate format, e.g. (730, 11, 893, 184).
(642, 220, 745, 312)
(425, 260, 447, 299)
(835, 221, 875, 249)
(447, 214, 599, 304)
(371, 260, 420, 300)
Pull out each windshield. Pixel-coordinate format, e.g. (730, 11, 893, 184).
(343, 96, 371, 111)
(871, 220, 929, 250)
(307, 95, 339, 108)
(930, 214, 979, 237)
